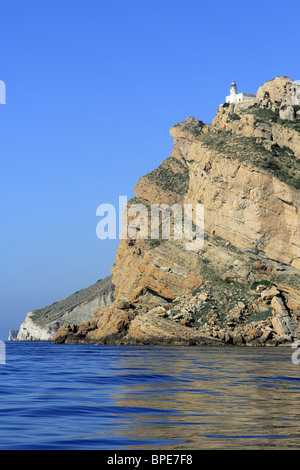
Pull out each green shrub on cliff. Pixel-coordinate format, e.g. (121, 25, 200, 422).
(145, 157, 189, 196)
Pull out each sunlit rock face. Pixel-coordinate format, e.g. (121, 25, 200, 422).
(53, 77, 300, 346)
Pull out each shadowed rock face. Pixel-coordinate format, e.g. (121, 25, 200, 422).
(52, 77, 300, 346)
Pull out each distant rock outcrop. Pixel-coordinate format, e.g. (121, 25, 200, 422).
(8, 330, 19, 341)
(17, 276, 114, 341)
(49, 76, 300, 346)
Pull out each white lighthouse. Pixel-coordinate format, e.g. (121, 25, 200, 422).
(226, 81, 256, 104)
(229, 80, 237, 102)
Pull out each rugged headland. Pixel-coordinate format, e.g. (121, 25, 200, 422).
(19, 76, 300, 346)
(16, 276, 114, 341)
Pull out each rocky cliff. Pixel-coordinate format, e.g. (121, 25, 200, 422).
(8, 330, 19, 341)
(17, 276, 114, 341)
(52, 76, 300, 346)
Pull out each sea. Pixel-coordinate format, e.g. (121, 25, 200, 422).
(0, 341, 300, 450)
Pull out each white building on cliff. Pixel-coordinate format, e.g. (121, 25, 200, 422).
(291, 80, 300, 106)
(226, 81, 256, 104)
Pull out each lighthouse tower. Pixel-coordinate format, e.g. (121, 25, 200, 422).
(226, 81, 256, 104)
(229, 81, 237, 102)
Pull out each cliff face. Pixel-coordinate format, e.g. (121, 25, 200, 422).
(17, 276, 114, 341)
(8, 330, 19, 341)
(53, 77, 300, 346)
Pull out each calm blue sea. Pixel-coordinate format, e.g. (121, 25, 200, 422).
(0, 342, 300, 450)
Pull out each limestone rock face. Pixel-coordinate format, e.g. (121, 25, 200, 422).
(8, 330, 19, 341)
(271, 296, 298, 338)
(256, 76, 294, 107)
(17, 276, 114, 341)
(111, 239, 205, 304)
(52, 305, 222, 346)
(213, 76, 300, 158)
(17, 312, 59, 342)
(180, 132, 300, 267)
(53, 76, 300, 346)
(260, 287, 280, 303)
(126, 310, 221, 345)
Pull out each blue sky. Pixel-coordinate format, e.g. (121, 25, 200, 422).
(0, 0, 299, 340)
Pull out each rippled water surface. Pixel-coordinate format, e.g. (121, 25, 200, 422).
(1, 342, 300, 449)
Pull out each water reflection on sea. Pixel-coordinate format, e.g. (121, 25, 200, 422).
(108, 346, 300, 449)
(1, 343, 300, 449)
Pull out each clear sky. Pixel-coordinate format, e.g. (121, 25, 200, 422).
(0, 0, 299, 341)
